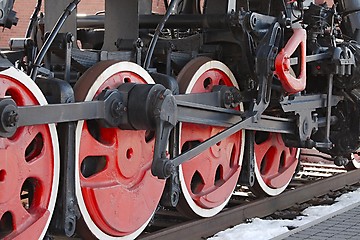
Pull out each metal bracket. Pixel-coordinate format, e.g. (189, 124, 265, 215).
(39, 78, 80, 237)
(65, 32, 74, 83)
(239, 130, 255, 187)
(160, 125, 180, 208)
(151, 89, 177, 179)
(253, 22, 282, 118)
(281, 93, 343, 148)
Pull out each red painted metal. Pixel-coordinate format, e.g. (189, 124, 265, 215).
(178, 59, 243, 213)
(0, 74, 55, 239)
(254, 132, 298, 189)
(275, 28, 307, 94)
(75, 63, 165, 237)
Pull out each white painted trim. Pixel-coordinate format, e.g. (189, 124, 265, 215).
(75, 62, 156, 239)
(254, 148, 300, 196)
(178, 60, 245, 217)
(0, 67, 60, 240)
(227, 0, 236, 13)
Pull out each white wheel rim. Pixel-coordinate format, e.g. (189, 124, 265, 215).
(0, 67, 60, 239)
(178, 60, 245, 217)
(350, 152, 360, 169)
(254, 148, 300, 196)
(75, 62, 157, 239)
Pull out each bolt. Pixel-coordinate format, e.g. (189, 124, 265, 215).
(68, 199, 75, 210)
(283, 57, 291, 71)
(111, 101, 123, 117)
(224, 92, 233, 108)
(169, 42, 175, 50)
(171, 192, 179, 207)
(302, 120, 308, 135)
(164, 162, 175, 177)
(174, 176, 179, 184)
(5, 111, 18, 127)
(312, 113, 318, 122)
(285, 18, 291, 27)
(135, 38, 144, 48)
(67, 34, 75, 43)
(248, 79, 255, 90)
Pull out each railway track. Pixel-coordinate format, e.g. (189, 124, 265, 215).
(50, 160, 360, 240)
(138, 166, 360, 240)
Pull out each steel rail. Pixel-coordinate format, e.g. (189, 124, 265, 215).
(139, 169, 360, 240)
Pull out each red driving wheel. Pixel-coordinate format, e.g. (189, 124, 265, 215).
(176, 57, 244, 217)
(0, 68, 59, 240)
(74, 61, 165, 239)
(251, 131, 299, 196)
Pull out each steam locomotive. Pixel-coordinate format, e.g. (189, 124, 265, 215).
(0, 0, 360, 239)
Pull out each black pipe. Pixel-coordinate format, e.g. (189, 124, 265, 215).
(77, 15, 104, 28)
(30, 0, 80, 80)
(164, 0, 169, 10)
(140, 14, 229, 28)
(25, 0, 42, 38)
(77, 14, 230, 29)
(144, 0, 181, 70)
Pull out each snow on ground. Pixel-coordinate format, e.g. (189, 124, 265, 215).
(209, 188, 360, 240)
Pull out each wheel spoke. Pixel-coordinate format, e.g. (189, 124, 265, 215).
(255, 139, 273, 165)
(16, 126, 40, 150)
(0, 142, 20, 205)
(12, 133, 52, 183)
(267, 159, 298, 188)
(194, 155, 216, 191)
(282, 148, 294, 167)
(262, 148, 282, 179)
(79, 124, 117, 158)
(80, 167, 117, 188)
(26, 155, 49, 176)
(181, 124, 208, 142)
(11, 202, 33, 230)
(252, 131, 299, 196)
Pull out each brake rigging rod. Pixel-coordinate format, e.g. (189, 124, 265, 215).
(30, 0, 80, 80)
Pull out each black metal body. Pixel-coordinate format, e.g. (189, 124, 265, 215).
(0, 82, 343, 178)
(0, 4, 358, 173)
(30, 0, 79, 80)
(1, 0, 359, 168)
(0, 0, 18, 29)
(3, 0, 360, 236)
(37, 78, 80, 237)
